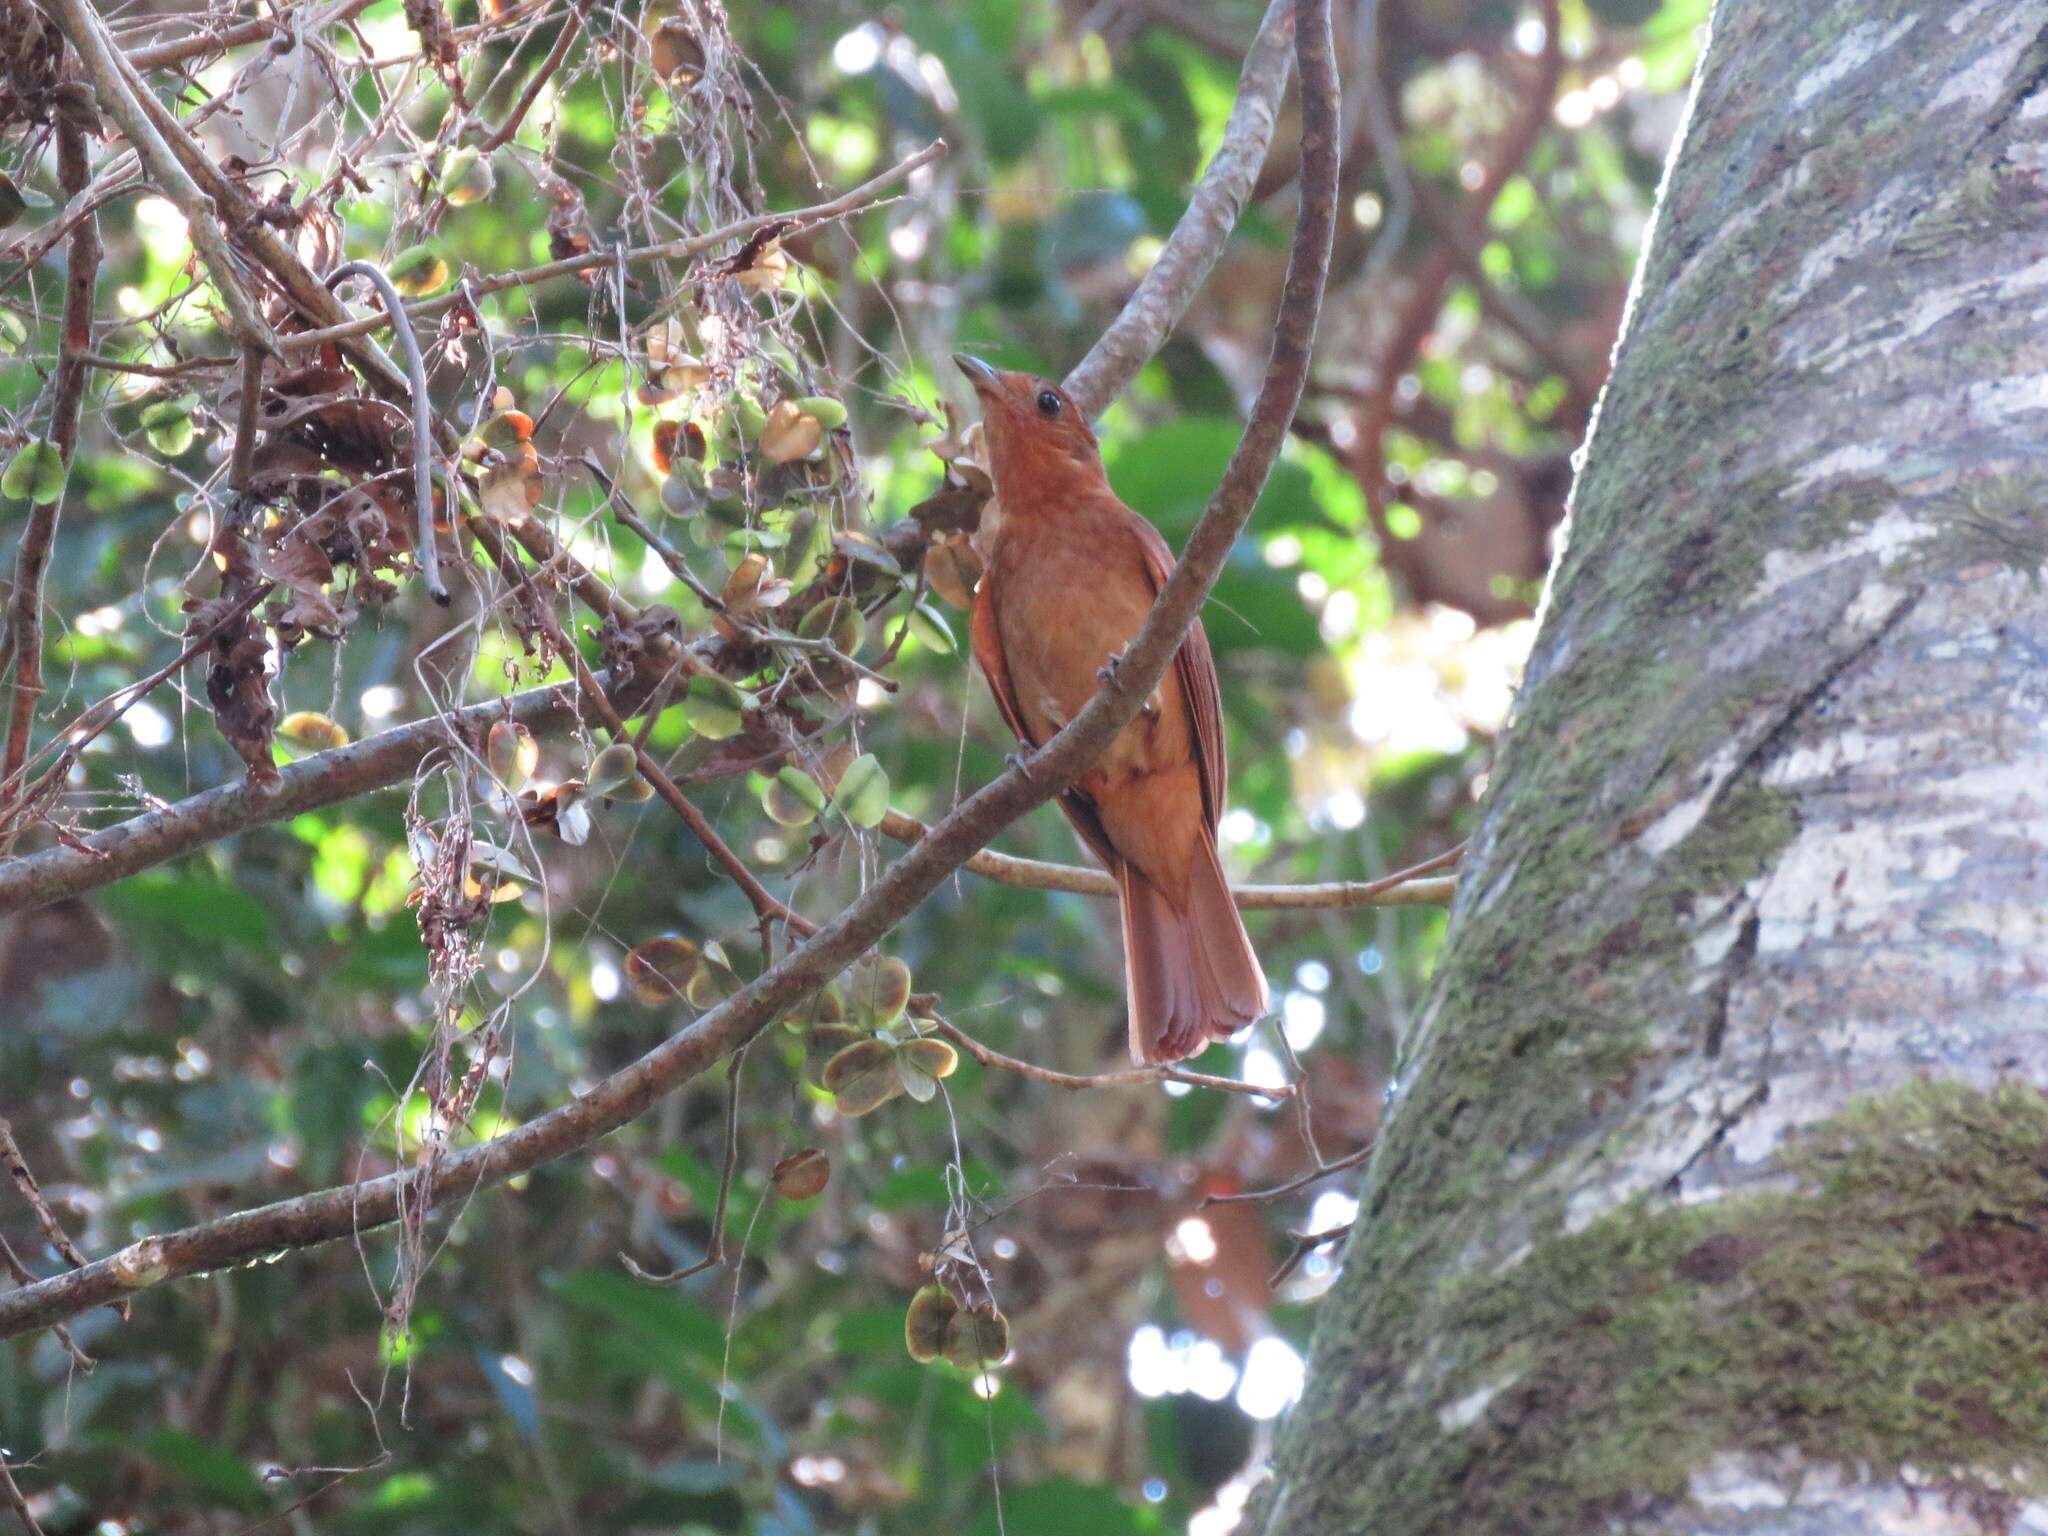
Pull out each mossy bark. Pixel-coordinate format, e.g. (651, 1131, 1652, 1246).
(1254, 3, 2048, 1532)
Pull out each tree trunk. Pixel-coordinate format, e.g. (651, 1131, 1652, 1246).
(1256, 2, 2048, 1531)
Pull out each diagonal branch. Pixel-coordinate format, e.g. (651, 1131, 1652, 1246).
(1061, 0, 1294, 418)
(39, 0, 277, 351)
(0, 120, 98, 849)
(0, 0, 1341, 1344)
(877, 808, 1458, 908)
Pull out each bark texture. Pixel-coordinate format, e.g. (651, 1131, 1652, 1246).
(1255, 2, 2048, 1532)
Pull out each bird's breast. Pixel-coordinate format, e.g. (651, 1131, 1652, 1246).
(989, 519, 1188, 780)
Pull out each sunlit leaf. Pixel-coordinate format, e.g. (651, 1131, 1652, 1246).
(626, 935, 702, 1005)
(832, 753, 889, 829)
(2, 439, 66, 504)
(683, 673, 748, 739)
(486, 720, 538, 789)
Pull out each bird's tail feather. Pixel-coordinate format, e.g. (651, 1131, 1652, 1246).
(1120, 836, 1269, 1065)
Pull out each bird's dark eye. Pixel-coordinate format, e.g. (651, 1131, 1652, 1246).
(1036, 389, 1063, 418)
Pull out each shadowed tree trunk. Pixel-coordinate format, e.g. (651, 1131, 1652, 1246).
(1255, 2, 2048, 1531)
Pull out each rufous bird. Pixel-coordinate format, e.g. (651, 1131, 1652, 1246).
(954, 354, 1270, 1065)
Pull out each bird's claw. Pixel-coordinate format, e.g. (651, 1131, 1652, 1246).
(1097, 648, 1126, 684)
(1005, 751, 1036, 781)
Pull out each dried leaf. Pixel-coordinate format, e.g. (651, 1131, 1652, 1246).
(626, 935, 701, 1005)
(760, 399, 822, 464)
(904, 1285, 957, 1363)
(486, 720, 538, 789)
(824, 1038, 901, 1117)
(770, 1147, 830, 1201)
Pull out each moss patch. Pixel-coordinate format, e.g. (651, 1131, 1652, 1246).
(1339, 1080, 2048, 1534)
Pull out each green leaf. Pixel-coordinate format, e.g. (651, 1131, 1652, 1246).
(140, 395, 200, 458)
(763, 765, 827, 826)
(137, 1430, 268, 1514)
(683, 673, 748, 739)
(832, 752, 889, 829)
(2, 439, 66, 504)
(586, 741, 643, 797)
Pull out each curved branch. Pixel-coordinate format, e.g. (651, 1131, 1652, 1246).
(277, 141, 948, 356)
(877, 808, 1457, 908)
(326, 261, 448, 604)
(0, 0, 1341, 1344)
(1061, 0, 1294, 418)
(38, 0, 276, 351)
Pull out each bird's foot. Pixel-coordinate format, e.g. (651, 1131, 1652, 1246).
(1097, 648, 1127, 684)
(1005, 751, 1036, 781)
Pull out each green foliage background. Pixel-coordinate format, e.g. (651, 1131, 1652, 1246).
(1, 0, 1702, 1528)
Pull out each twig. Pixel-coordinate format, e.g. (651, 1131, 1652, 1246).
(0, 1235, 89, 1372)
(1347, 3, 1561, 519)
(523, 599, 811, 938)
(0, 0, 1338, 1340)
(1, 583, 276, 835)
(922, 1014, 1289, 1101)
(1202, 1139, 1373, 1208)
(879, 808, 1460, 908)
(0, 121, 98, 848)
(475, 0, 585, 151)
(1061, 0, 1293, 418)
(228, 345, 265, 492)
(1270, 1220, 1353, 1288)
(1, 1453, 47, 1536)
(619, 1048, 748, 1285)
(277, 140, 948, 356)
(40, 0, 277, 351)
(326, 261, 449, 604)
(123, 0, 379, 71)
(0, 1120, 88, 1272)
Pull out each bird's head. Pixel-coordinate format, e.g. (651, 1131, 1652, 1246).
(952, 354, 1104, 495)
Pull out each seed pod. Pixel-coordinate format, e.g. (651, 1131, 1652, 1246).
(823, 1038, 902, 1117)
(770, 1147, 830, 1201)
(625, 935, 701, 1005)
(802, 1022, 866, 1080)
(278, 711, 350, 751)
(943, 1302, 1011, 1370)
(796, 395, 847, 431)
(486, 719, 537, 789)
(854, 955, 913, 1024)
(904, 1284, 957, 1363)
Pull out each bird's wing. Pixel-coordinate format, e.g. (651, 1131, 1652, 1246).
(971, 576, 1124, 870)
(1126, 510, 1227, 831)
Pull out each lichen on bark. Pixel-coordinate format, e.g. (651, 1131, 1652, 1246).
(1314, 1081, 2048, 1536)
(1255, 0, 2048, 1530)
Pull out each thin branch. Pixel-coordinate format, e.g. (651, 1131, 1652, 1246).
(878, 808, 1459, 908)
(619, 1048, 747, 1285)
(0, 121, 96, 847)
(1, 583, 276, 838)
(1061, 0, 1293, 418)
(0, 1234, 89, 1372)
(228, 345, 264, 492)
(1, 1453, 47, 1536)
(123, 0, 379, 71)
(0, 1120, 89, 1272)
(277, 140, 948, 356)
(922, 1015, 1288, 1101)
(1201, 1139, 1374, 1208)
(40, 0, 277, 350)
(475, 0, 585, 151)
(0, 0, 1338, 1341)
(326, 261, 449, 604)
(525, 602, 809, 938)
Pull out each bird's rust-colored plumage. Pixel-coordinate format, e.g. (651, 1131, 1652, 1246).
(956, 354, 1269, 1064)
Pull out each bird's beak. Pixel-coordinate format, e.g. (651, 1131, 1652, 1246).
(952, 353, 1000, 395)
